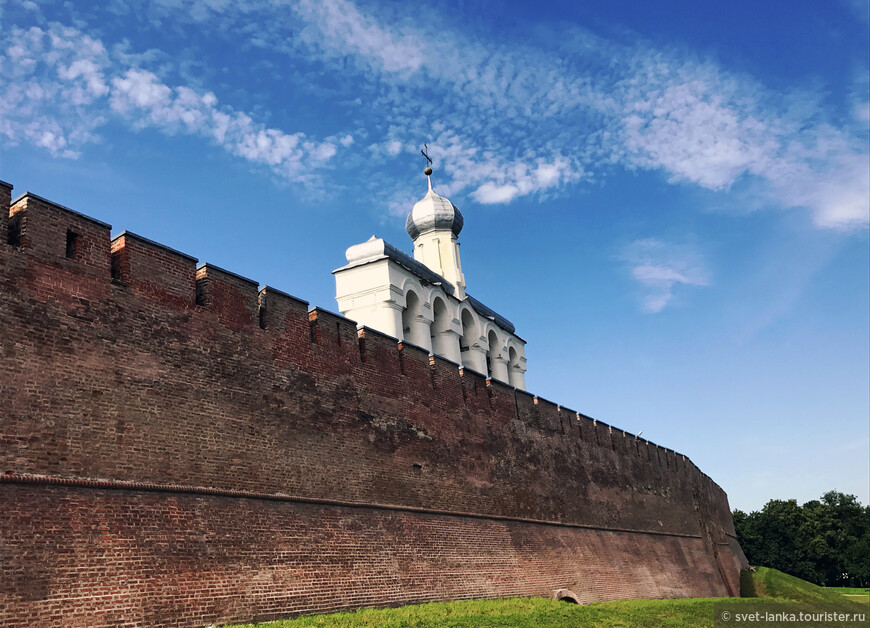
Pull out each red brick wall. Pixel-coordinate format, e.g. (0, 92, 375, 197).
(0, 190, 748, 627)
(0, 180, 11, 245)
(0, 482, 729, 628)
(110, 232, 197, 310)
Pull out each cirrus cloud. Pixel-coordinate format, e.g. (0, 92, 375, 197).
(0, 21, 342, 182)
(2, 0, 867, 230)
(620, 238, 711, 313)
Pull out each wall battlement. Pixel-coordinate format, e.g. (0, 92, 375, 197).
(1, 186, 698, 470)
(0, 184, 747, 628)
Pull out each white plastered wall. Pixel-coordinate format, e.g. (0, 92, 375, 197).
(334, 257, 526, 389)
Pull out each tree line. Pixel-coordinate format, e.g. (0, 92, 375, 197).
(733, 491, 870, 587)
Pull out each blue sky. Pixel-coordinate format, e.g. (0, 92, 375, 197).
(1, 0, 867, 513)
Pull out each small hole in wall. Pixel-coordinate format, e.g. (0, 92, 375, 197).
(65, 229, 78, 259)
(412, 463, 423, 472)
(7, 215, 21, 246)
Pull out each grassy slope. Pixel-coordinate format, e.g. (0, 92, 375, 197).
(225, 568, 868, 628)
(740, 566, 862, 603)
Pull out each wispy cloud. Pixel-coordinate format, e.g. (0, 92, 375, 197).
(619, 238, 710, 313)
(843, 0, 870, 24)
(294, 0, 424, 75)
(2, 0, 868, 230)
(289, 0, 870, 230)
(611, 55, 870, 231)
(0, 21, 341, 183)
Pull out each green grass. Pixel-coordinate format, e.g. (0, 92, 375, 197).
(740, 567, 866, 604)
(225, 597, 772, 628)
(224, 568, 868, 628)
(825, 586, 870, 595)
(740, 567, 868, 604)
(823, 586, 870, 603)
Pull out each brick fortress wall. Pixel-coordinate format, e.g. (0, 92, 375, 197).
(0, 185, 749, 628)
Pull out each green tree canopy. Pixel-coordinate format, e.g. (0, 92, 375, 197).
(734, 491, 870, 587)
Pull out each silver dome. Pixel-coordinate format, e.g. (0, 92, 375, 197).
(406, 185, 464, 240)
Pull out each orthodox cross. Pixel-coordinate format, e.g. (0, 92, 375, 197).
(421, 144, 433, 175)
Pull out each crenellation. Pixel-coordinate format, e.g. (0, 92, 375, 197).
(195, 263, 259, 331)
(461, 367, 493, 417)
(397, 340, 432, 381)
(573, 413, 584, 439)
(0, 178, 11, 245)
(357, 327, 404, 385)
(512, 388, 537, 431)
(612, 429, 627, 455)
(111, 231, 197, 308)
(533, 396, 562, 433)
(428, 351, 464, 401)
(9, 192, 112, 277)
(484, 377, 515, 420)
(655, 445, 666, 468)
(308, 306, 358, 343)
(258, 286, 309, 335)
(559, 406, 578, 435)
(595, 419, 613, 449)
(307, 308, 363, 375)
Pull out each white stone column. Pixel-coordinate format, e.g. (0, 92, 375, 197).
(370, 302, 403, 340)
(406, 315, 432, 353)
(462, 343, 488, 375)
(491, 355, 510, 383)
(509, 365, 526, 391)
(433, 329, 461, 364)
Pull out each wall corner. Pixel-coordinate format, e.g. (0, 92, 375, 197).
(0, 179, 11, 245)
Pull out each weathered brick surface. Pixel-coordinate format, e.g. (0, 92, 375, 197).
(0, 180, 11, 245)
(0, 189, 748, 627)
(0, 483, 728, 628)
(111, 232, 197, 309)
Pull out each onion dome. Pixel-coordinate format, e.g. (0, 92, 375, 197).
(405, 172, 464, 240)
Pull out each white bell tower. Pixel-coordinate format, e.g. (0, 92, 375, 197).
(405, 168, 466, 299)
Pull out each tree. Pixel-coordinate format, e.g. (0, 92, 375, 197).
(733, 491, 870, 587)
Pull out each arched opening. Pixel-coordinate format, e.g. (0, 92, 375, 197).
(401, 290, 429, 350)
(486, 330, 499, 379)
(459, 308, 475, 352)
(430, 297, 455, 360)
(554, 588, 579, 604)
(487, 329, 510, 383)
(508, 346, 520, 387)
(460, 308, 485, 373)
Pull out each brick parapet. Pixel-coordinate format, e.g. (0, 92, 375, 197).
(111, 231, 198, 309)
(9, 192, 111, 277)
(195, 263, 259, 331)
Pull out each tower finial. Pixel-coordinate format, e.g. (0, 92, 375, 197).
(421, 143, 433, 186)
